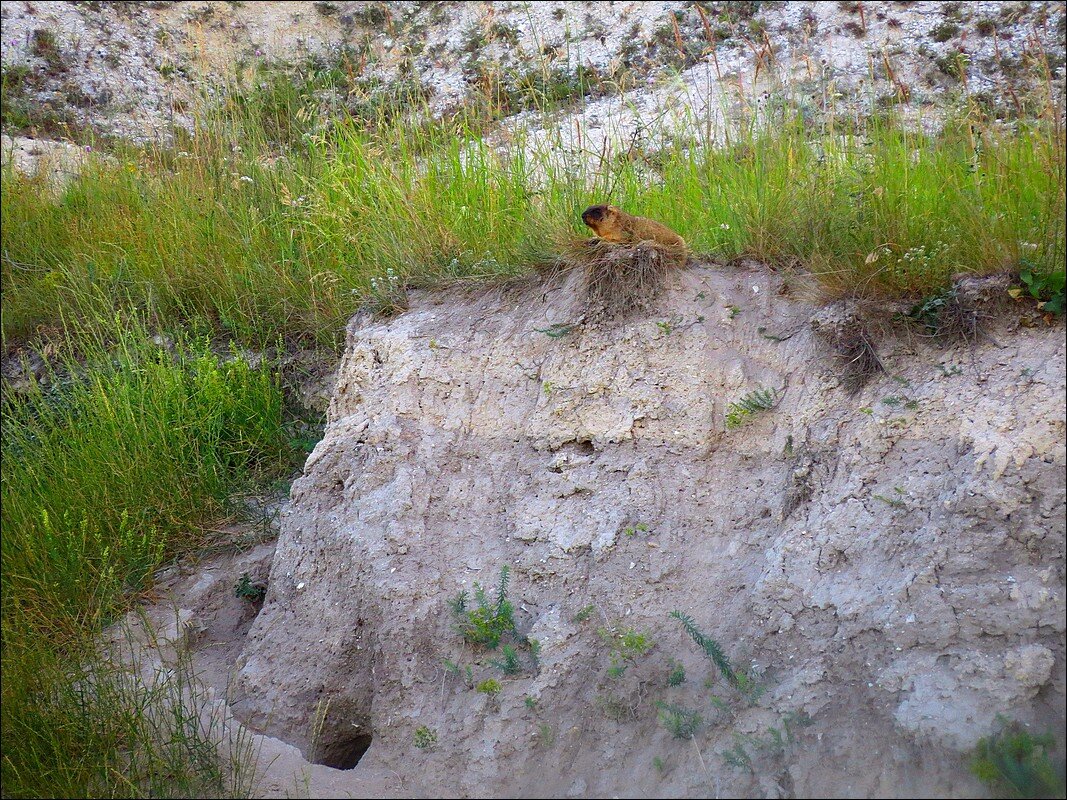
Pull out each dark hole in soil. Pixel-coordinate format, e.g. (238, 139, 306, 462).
(312, 734, 372, 770)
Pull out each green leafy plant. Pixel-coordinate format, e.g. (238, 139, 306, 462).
(600, 627, 654, 678)
(723, 735, 754, 768)
(930, 21, 961, 41)
(528, 638, 542, 667)
(413, 725, 437, 749)
(908, 286, 959, 334)
(666, 659, 687, 687)
(452, 566, 516, 649)
(476, 678, 502, 696)
(448, 592, 468, 614)
(970, 718, 1065, 799)
(1015, 266, 1066, 315)
(722, 712, 813, 771)
(725, 388, 778, 429)
(534, 323, 575, 338)
(489, 644, 521, 675)
(595, 692, 636, 721)
(234, 573, 267, 603)
(535, 723, 555, 748)
(573, 604, 596, 623)
(873, 493, 907, 509)
(655, 701, 703, 740)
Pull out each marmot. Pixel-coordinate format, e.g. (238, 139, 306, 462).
(581, 204, 687, 250)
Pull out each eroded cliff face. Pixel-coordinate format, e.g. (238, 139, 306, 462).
(231, 262, 1065, 798)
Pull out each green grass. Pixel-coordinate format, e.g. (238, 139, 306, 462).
(1, 318, 295, 797)
(3, 81, 1063, 351)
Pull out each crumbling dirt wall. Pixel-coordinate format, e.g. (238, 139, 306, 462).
(231, 262, 1065, 798)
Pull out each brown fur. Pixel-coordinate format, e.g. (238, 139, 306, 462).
(581, 204, 687, 251)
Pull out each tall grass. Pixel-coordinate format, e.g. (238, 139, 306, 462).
(1, 319, 293, 797)
(3, 77, 1062, 350)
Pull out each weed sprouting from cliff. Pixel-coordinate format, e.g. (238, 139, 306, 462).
(235, 572, 267, 603)
(721, 712, 814, 773)
(970, 718, 1066, 799)
(476, 678, 502, 696)
(490, 644, 522, 675)
(670, 611, 739, 688)
(452, 565, 517, 649)
(655, 701, 703, 740)
(666, 659, 687, 687)
(724, 388, 778, 429)
(413, 725, 438, 750)
(599, 627, 655, 678)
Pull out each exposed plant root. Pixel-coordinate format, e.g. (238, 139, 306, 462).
(555, 236, 687, 322)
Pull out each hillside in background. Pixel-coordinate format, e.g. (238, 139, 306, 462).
(1, 1, 1065, 143)
(1, 3, 1064, 799)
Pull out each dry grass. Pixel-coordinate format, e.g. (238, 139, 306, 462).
(810, 300, 886, 395)
(556, 236, 687, 322)
(907, 272, 1017, 343)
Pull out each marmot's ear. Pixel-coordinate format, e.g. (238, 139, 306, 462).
(607, 204, 620, 213)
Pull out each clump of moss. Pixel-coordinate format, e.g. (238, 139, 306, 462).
(930, 21, 961, 41)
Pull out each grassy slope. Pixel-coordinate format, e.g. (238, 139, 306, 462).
(1, 321, 295, 797)
(0, 54, 1064, 798)
(2, 75, 1064, 349)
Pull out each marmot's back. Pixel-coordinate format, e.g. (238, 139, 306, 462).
(581, 204, 686, 249)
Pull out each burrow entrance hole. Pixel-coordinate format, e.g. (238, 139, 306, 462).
(311, 734, 373, 770)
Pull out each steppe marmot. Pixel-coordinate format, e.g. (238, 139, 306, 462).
(581, 204, 686, 250)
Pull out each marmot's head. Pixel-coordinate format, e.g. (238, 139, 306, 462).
(581, 204, 622, 235)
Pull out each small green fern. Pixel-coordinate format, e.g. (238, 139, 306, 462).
(725, 387, 778, 429)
